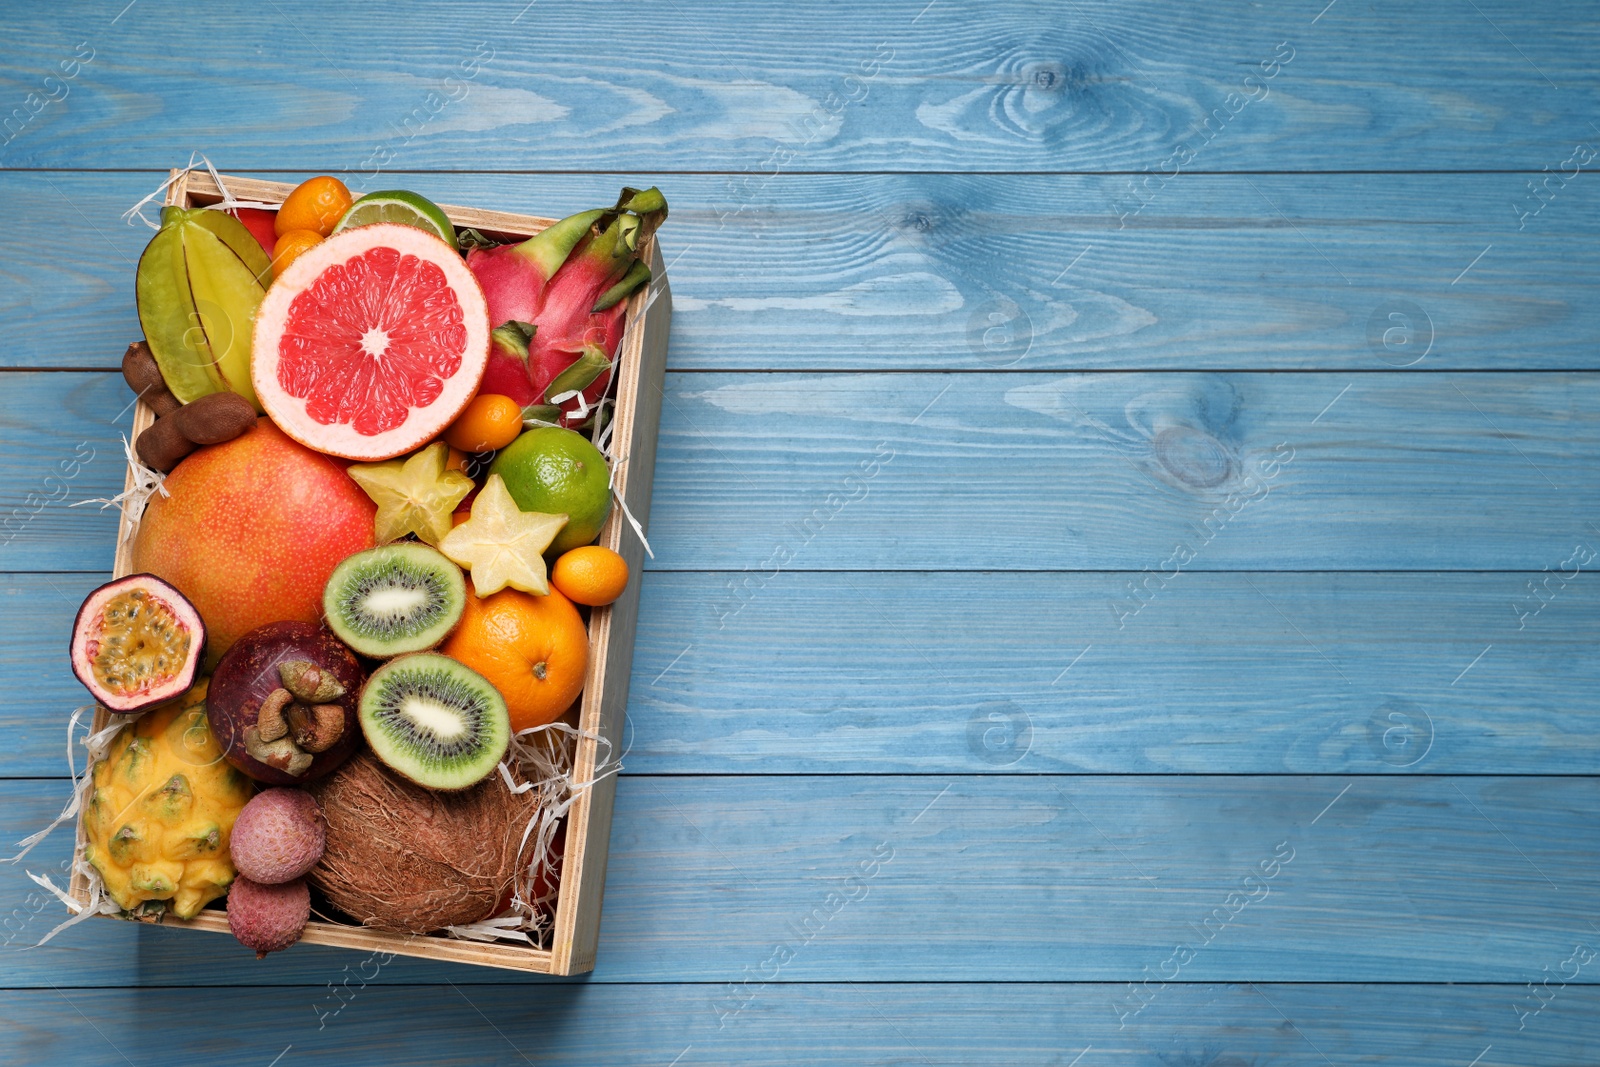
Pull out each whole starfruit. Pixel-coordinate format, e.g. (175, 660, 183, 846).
(135, 206, 271, 412)
(83, 680, 255, 919)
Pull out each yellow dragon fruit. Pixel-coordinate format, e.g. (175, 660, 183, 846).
(83, 680, 255, 919)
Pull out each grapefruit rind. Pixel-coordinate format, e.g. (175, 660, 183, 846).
(252, 224, 490, 461)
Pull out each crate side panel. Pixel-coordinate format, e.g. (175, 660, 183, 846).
(550, 240, 670, 974)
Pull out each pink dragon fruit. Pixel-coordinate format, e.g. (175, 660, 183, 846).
(466, 188, 666, 426)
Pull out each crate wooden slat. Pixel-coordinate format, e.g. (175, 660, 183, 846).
(66, 170, 669, 975)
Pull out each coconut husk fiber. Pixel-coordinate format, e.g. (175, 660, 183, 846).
(308, 750, 530, 934)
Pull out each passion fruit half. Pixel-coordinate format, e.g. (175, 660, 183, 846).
(70, 574, 206, 714)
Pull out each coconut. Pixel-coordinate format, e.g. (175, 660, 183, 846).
(307, 750, 528, 933)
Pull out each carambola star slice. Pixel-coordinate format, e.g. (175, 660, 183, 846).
(347, 441, 475, 547)
(439, 474, 567, 596)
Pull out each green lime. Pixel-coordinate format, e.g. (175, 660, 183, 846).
(332, 190, 457, 246)
(489, 427, 613, 555)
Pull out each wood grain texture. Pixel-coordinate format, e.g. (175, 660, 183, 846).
(650, 369, 1600, 571)
(8, 171, 1600, 372)
(4, 776, 1597, 985)
(627, 569, 1600, 775)
(9, 570, 1599, 776)
(2, 984, 1596, 1065)
(0, 1, 1596, 172)
(0, 372, 127, 572)
(4, 370, 1597, 572)
(2, 0, 1596, 1052)
(551, 235, 671, 974)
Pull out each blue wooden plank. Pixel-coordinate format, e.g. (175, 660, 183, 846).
(0, 1, 1596, 172)
(4, 371, 1598, 572)
(624, 570, 1600, 775)
(8, 570, 1599, 776)
(0, 373, 126, 573)
(6, 171, 1600, 372)
(2, 983, 1596, 1066)
(649, 369, 1600, 571)
(0, 1, 1592, 1061)
(3, 776, 1597, 985)
(2, 573, 108, 775)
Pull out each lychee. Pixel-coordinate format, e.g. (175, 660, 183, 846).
(229, 788, 326, 884)
(227, 876, 310, 958)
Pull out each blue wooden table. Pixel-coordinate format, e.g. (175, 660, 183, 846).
(3, 1, 1598, 1062)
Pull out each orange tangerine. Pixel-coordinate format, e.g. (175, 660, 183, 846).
(445, 394, 524, 453)
(275, 176, 353, 237)
(270, 229, 324, 279)
(440, 587, 589, 733)
(551, 546, 629, 607)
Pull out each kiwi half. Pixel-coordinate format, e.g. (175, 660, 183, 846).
(323, 544, 466, 658)
(358, 653, 511, 790)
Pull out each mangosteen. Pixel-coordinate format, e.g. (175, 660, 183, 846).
(209, 622, 363, 784)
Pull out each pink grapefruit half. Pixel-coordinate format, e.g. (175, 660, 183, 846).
(252, 223, 490, 460)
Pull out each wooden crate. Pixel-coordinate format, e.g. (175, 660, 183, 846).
(66, 171, 670, 975)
